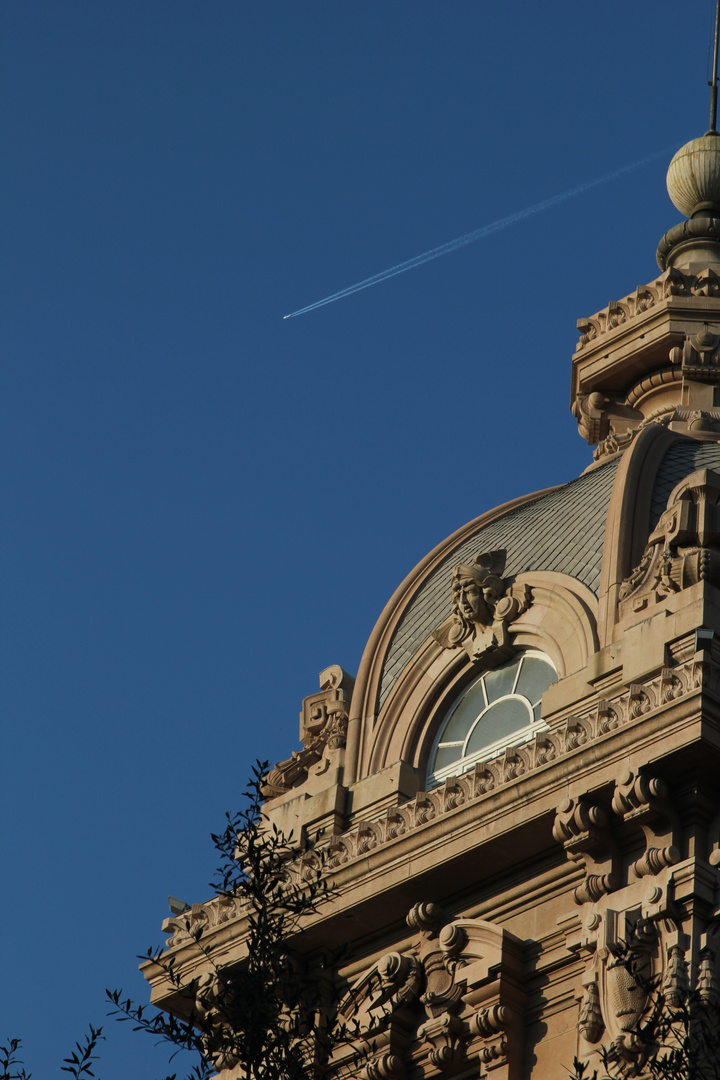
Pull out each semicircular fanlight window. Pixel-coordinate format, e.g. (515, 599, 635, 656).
(427, 651, 556, 788)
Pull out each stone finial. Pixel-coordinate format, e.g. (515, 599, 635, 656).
(658, 134, 720, 269)
(667, 134, 720, 218)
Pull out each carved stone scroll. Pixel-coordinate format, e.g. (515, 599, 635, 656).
(611, 770, 680, 879)
(669, 326, 720, 383)
(432, 550, 531, 665)
(362, 1053, 405, 1080)
(618, 468, 720, 617)
(261, 665, 354, 798)
(416, 1012, 464, 1069)
(341, 904, 525, 1080)
(572, 391, 641, 450)
(469, 1004, 513, 1070)
(553, 797, 619, 904)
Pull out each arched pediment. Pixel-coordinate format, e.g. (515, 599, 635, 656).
(344, 464, 620, 787)
(336, 903, 525, 1080)
(360, 570, 598, 781)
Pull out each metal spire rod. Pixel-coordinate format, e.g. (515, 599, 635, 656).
(710, 0, 720, 132)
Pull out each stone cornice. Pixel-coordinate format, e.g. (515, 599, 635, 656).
(159, 654, 719, 963)
(575, 267, 720, 354)
(294, 658, 709, 884)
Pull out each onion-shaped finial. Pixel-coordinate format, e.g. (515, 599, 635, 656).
(666, 133, 720, 218)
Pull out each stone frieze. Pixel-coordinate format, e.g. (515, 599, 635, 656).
(164, 654, 716, 949)
(575, 266, 720, 352)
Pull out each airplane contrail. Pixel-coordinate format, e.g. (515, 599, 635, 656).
(283, 144, 677, 320)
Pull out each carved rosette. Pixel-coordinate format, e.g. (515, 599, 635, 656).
(432, 550, 531, 666)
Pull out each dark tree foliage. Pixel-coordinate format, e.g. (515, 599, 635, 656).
(1, 1039, 29, 1080)
(570, 933, 720, 1080)
(1, 1027, 104, 1080)
(61, 1027, 105, 1080)
(5, 762, 345, 1080)
(107, 760, 343, 1080)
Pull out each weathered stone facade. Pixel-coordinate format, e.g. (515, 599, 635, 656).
(143, 136, 720, 1077)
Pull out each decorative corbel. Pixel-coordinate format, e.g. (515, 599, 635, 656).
(612, 770, 680, 879)
(403, 904, 525, 1078)
(339, 950, 421, 1030)
(416, 1012, 464, 1069)
(448, 918, 525, 1079)
(571, 391, 641, 450)
(553, 796, 620, 904)
(362, 1053, 405, 1080)
(468, 1004, 513, 1072)
(339, 946, 421, 1080)
(406, 903, 465, 1018)
(669, 326, 720, 382)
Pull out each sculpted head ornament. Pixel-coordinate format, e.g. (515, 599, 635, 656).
(445, 551, 506, 646)
(451, 561, 504, 635)
(433, 550, 530, 663)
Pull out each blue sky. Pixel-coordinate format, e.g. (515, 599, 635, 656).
(0, 2, 715, 1075)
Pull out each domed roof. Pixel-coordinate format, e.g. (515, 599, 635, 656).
(378, 459, 619, 709)
(649, 439, 720, 521)
(373, 436, 720, 712)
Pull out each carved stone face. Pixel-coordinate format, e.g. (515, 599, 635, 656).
(452, 576, 493, 626)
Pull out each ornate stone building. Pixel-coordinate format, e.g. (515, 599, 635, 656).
(145, 134, 720, 1077)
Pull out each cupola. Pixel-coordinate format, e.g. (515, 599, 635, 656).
(572, 133, 720, 461)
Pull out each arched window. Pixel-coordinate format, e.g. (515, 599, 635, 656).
(427, 651, 556, 788)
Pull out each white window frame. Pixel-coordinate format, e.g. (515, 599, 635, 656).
(426, 650, 555, 789)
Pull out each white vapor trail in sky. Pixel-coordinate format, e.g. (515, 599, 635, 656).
(283, 144, 677, 320)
